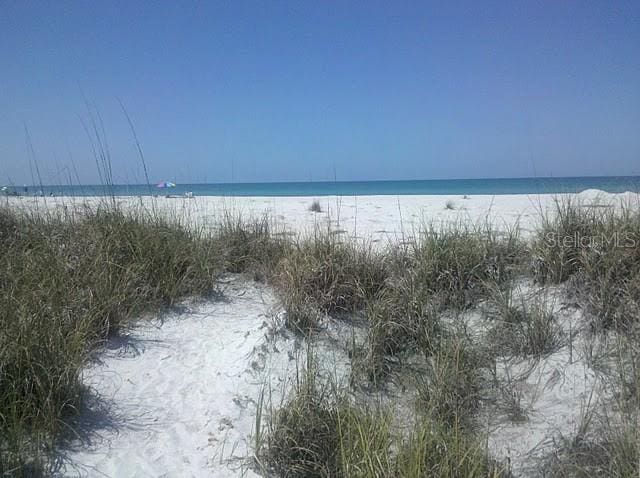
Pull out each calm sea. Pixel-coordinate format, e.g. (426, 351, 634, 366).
(15, 176, 640, 197)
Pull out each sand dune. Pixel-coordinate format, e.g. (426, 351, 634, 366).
(24, 190, 636, 477)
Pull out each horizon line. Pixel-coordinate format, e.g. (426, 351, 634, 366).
(8, 174, 640, 189)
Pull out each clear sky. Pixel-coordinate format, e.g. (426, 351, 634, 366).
(1, 1, 639, 185)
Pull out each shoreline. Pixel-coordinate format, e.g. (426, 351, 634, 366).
(5, 175, 640, 199)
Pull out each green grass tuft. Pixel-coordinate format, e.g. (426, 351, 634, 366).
(274, 232, 388, 332)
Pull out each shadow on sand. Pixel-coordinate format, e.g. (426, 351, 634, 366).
(48, 291, 231, 476)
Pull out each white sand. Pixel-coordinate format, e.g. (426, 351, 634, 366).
(58, 278, 300, 477)
(9, 189, 638, 242)
(14, 189, 633, 477)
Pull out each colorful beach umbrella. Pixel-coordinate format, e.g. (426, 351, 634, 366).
(156, 181, 176, 188)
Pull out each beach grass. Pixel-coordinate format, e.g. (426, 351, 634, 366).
(215, 211, 291, 280)
(309, 199, 323, 213)
(257, 349, 505, 478)
(355, 271, 440, 383)
(484, 283, 565, 358)
(411, 221, 524, 308)
(256, 198, 639, 477)
(0, 204, 222, 475)
(2, 194, 640, 476)
(533, 196, 640, 332)
(274, 231, 388, 332)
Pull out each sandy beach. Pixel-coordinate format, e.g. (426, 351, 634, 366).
(8, 189, 638, 241)
(3, 190, 622, 477)
(1, 189, 637, 476)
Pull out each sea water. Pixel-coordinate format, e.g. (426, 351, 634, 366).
(11, 176, 640, 197)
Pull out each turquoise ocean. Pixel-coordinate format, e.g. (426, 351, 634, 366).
(12, 176, 640, 197)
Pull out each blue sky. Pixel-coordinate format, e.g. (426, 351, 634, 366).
(1, 1, 639, 185)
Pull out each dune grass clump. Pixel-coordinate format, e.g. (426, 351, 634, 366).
(411, 222, 523, 309)
(0, 207, 19, 242)
(215, 212, 290, 279)
(501, 302, 563, 358)
(260, 385, 394, 478)
(259, 349, 503, 478)
(578, 215, 640, 333)
(309, 199, 323, 213)
(533, 197, 640, 332)
(1, 214, 85, 474)
(275, 232, 388, 332)
(77, 209, 221, 333)
(531, 198, 640, 475)
(403, 335, 506, 476)
(0, 205, 222, 474)
(581, 271, 640, 333)
(395, 419, 506, 478)
(352, 222, 521, 386)
(261, 379, 340, 477)
(545, 334, 640, 477)
(357, 272, 440, 383)
(418, 335, 488, 430)
(532, 197, 608, 284)
(257, 353, 391, 478)
(545, 414, 640, 478)
(336, 406, 395, 478)
(484, 283, 564, 358)
(533, 197, 640, 285)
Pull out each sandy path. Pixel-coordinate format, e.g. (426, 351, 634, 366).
(58, 278, 293, 478)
